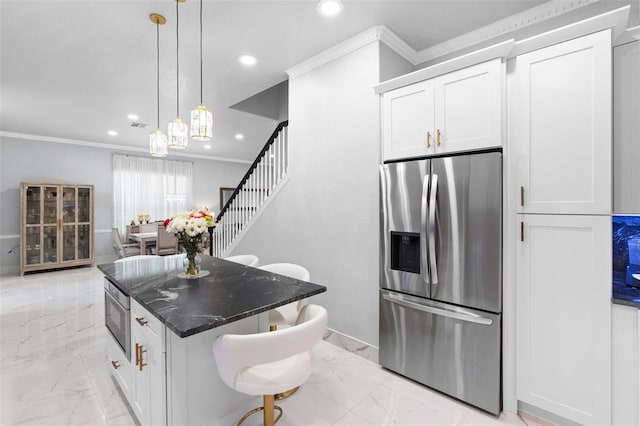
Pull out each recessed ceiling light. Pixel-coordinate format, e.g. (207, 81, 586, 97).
(128, 114, 139, 121)
(317, 0, 343, 17)
(204, 144, 211, 149)
(238, 55, 257, 66)
(235, 134, 244, 140)
(108, 130, 118, 136)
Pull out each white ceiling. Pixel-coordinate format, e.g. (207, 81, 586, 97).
(1, 0, 553, 163)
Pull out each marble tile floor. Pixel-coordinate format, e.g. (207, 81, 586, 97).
(1, 266, 549, 426)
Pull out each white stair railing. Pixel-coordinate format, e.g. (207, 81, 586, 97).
(212, 121, 289, 257)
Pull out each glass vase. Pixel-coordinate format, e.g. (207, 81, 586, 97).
(183, 251, 201, 277)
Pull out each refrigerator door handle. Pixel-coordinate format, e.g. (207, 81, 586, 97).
(428, 174, 438, 285)
(382, 291, 493, 326)
(421, 174, 430, 285)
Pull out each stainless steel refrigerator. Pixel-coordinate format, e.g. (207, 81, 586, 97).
(379, 151, 502, 415)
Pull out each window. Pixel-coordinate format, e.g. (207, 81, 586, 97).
(113, 154, 193, 234)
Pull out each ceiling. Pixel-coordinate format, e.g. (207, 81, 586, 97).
(1, 0, 556, 163)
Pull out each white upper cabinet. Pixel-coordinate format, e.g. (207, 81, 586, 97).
(382, 80, 435, 160)
(382, 59, 503, 161)
(513, 30, 612, 215)
(433, 59, 503, 154)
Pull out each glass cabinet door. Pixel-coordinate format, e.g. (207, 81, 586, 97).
(25, 186, 41, 225)
(77, 187, 91, 260)
(43, 186, 58, 224)
(25, 227, 41, 265)
(78, 224, 90, 259)
(62, 187, 76, 224)
(43, 225, 57, 264)
(63, 225, 76, 261)
(78, 188, 91, 223)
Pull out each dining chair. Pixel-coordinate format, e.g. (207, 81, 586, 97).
(112, 228, 141, 258)
(152, 224, 178, 256)
(212, 304, 327, 426)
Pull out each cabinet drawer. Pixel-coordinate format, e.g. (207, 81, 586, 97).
(131, 298, 165, 352)
(107, 331, 133, 399)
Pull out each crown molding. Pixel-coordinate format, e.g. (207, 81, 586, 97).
(615, 24, 640, 45)
(510, 5, 630, 57)
(377, 26, 419, 65)
(0, 131, 252, 164)
(375, 39, 514, 94)
(415, 0, 598, 64)
(286, 25, 418, 78)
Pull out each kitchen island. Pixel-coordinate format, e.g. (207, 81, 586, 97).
(98, 255, 326, 426)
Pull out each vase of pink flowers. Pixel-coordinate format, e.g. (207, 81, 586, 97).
(164, 208, 214, 277)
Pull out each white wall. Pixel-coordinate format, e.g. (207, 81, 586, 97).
(0, 136, 247, 274)
(231, 42, 412, 347)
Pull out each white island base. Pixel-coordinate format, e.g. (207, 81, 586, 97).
(166, 313, 267, 426)
(109, 300, 267, 426)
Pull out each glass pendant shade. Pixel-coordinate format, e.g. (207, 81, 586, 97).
(149, 128, 168, 157)
(190, 104, 213, 141)
(168, 117, 189, 149)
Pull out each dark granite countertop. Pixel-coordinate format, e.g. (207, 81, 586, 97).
(98, 255, 327, 338)
(613, 272, 640, 309)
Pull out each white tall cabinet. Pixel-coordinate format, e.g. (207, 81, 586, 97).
(512, 29, 612, 425)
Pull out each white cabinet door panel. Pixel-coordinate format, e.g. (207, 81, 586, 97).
(612, 304, 639, 426)
(107, 333, 132, 400)
(516, 214, 611, 425)
(434, 58, 502, 153)
(514, 30, 611, 214)
(382, 80, 435, 160)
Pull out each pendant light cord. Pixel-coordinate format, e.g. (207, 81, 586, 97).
(176, 0, 180, 117)
(199, 0, 203, 105)
(156, 21, 160, 129)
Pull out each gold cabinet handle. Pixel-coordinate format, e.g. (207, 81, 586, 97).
(135, 343, 140, 367)
(426, 131, 431, 148)
(135, 317, 148, 327)
(138, 345, 147, 372)
(111, 360, 121, 370)
(437, 129, 441, 146)
(520, 186, 525, 207)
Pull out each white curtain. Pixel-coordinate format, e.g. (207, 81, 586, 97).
(113, 154, 193, 235)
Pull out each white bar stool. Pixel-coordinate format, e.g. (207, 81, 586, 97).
(213, 304, 327, 426)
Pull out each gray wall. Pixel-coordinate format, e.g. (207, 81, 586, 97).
(0, 136, 247, 275)
(613, 39, 640, 213)
(231, 42, 412, 348)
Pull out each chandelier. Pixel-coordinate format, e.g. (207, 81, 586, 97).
(149, 13, 168, 157)
(167, 0, 188, 149)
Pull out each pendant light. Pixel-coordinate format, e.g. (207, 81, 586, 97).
(190, 0, 213, 141)
(149, 13, 168, 157)
(168, 0, 188, 149)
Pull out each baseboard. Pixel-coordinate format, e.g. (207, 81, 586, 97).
(323, 327, 379, 364)
(518, 401, 581, 426)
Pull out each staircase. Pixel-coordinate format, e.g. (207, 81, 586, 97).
(212, 121, 289, 257)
